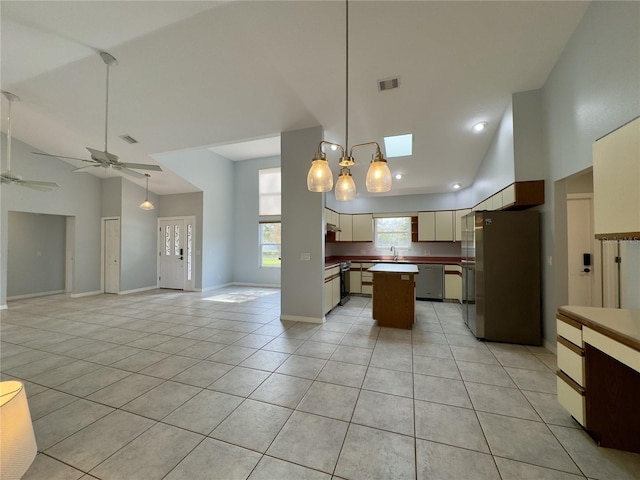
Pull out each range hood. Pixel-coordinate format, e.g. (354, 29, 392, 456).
(326, 223, 341, 232)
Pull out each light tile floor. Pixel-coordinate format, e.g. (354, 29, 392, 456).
(1, 288, 639, 480)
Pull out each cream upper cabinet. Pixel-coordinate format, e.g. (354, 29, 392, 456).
(435, 211, 454, 241)
(593, 117, 640, 239)
(337, 214, 353, 241)
(418, 212, 436, 241)
(455, 209, 471, 241)
(352, 214, 373, 242)
(502, 184, 516, 208)
(326, 208, 338, 227)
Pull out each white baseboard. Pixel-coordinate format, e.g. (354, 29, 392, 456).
(280, 314, 325, 324)
(7, 290, 66, 301)
(70, 290, 102, 298)
(118, 286, 158, 295)
(0, 305, 7, 310)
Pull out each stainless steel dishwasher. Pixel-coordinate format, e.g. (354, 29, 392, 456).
(415, 264, 444, 300)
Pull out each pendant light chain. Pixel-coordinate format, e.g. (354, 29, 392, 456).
(104, 60, 110, 152)
(345, 0, 349, 152)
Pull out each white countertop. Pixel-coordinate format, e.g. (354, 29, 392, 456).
(559, 305, 640, 350)
(368, 263, 419, 274)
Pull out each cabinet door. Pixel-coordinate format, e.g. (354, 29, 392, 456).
(352, 214, 373, 242)
(332, 276, 341, 307)
(324, 279, 333, 314)
(435, 211, 454, 241)
(444, 266, 462, 302)
(350, 268, 362, 293)
(418, 212, 436, 241)
(593, 117, 640, 238)
(455, 209, 471, 241)
(502, 184, 516, 208)
(338, 214, 353, 242)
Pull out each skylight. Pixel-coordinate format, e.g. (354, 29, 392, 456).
(383, 134, 413, 158)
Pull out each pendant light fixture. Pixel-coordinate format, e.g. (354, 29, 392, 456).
(139, 173, 155, 210)
(306, 0, 392, 200)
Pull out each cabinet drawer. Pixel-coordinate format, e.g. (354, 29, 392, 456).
(557, 374, 586, 427)
(557, 339, 584, 387)
(557, 316, 582, 347)
(361, 285, 373, 295)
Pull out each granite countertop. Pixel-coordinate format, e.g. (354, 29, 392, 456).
(559, 305, 640, 351)
(368, 263, 419, 274)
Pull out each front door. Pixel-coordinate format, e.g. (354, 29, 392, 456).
(159, 219, 185, 289)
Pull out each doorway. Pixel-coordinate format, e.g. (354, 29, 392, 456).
(566, 193, 600, 306)
(158, 217, 195, 290)
(103, 218, 120, 293)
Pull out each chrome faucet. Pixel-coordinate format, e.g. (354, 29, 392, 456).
(390, 246, 398, 262)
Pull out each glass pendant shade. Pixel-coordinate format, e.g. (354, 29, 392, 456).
(335, 167, 356, 201)
(139, 174, 155, 210)
(307, 158, 334, 192)
(139, 200, 155, 210)
(366, 158, 392, 193)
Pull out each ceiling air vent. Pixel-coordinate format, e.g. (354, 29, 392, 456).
(378, 77, 400, 92)
(119, 134, 138, 144)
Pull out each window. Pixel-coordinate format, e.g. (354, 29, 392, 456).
(259, 167, 281, 216)
(375, 217, 411, 249)
(260, 222, 281, 267)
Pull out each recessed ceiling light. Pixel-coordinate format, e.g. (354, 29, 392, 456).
(383, 134, 413, 158)
(395, 174, 402, 180)
(472, 122, 487, 133)
(452, 183, 461, 190)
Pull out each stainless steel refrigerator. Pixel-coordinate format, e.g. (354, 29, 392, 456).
(461, 210, 541, 345)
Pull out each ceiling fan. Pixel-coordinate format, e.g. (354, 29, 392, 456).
(33, 52, 162, 179)
(1, 91, 60, 191)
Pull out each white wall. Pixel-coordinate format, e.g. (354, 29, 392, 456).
(513, 90, 545, 182)
(120, 178, 159, 292)
(1, 135, 102, 306)
(281, 126, 325, 323)
(233, 155, 281, 286)
(327, 190, 467, 214)
(540, 1, 640, 347)
(154, 148, 234, 290)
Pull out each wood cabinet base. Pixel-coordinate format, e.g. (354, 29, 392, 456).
(585, 344, 640, 453)
(372, 272, 415, 329)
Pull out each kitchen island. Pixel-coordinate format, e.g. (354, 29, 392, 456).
(368, 263, 418, 329)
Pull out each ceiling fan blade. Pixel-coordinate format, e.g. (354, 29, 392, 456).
(20, 180, 60, 188)
(32, 152, 96, 163)
(119, 162, 163, 172)
(22, 182, 57, 191)
(114, 166, 145, 179)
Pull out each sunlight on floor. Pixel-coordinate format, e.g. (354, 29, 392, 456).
(204, 288, 279, 304)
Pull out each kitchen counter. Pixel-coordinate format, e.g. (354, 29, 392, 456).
(368, 263, 418, 329)
(556, 305, 640, 454)
(368, 263, 419, 274)
(326, 256, 461, 265)
(558, 305, 640, 351)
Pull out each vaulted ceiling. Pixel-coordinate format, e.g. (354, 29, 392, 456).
(1, 1, 588, 196)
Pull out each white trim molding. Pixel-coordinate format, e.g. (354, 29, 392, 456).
(280, 314, 325, 324)
(118, 286, 158, 295)
(70, 290, 102, 298)
(7, 290, 66, 301)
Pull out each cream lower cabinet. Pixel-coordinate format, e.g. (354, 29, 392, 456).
(361, 263, 374, 295)
(556, 315, 586, 427)
(350, 263, 362, 294)
(324, 266, 340, 314)
(444, 265, 462, 302)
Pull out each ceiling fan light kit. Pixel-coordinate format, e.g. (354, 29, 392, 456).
(1, 91, 60, 191)
(31, 51, 162, 180)
(306, 0, 392, 201)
